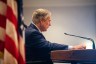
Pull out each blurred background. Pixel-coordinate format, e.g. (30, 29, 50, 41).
(23, 0, 96, 64)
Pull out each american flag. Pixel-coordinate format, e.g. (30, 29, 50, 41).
(0, 0, 25, 64)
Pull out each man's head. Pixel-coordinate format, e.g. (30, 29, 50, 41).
(32, 8, 51, 32)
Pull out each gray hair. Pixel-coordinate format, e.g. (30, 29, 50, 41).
(32, 8, 51, 24)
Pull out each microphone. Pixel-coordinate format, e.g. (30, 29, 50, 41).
(64, 33, 95, 49)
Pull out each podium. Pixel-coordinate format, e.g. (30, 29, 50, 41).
(51, 49, 96, 64)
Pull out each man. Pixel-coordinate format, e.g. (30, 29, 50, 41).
(25, 8, 86, 64)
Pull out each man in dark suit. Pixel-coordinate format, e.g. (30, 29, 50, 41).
(25, 8, 86, 64)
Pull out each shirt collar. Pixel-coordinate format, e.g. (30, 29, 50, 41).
(33, 23, 42, 33)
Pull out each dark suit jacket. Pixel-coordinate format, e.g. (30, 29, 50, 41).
(25, 23, 68, 64)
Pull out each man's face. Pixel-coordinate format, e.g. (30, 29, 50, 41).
(40, 17, 51, 32)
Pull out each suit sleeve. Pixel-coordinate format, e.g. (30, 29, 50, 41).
(25, 30, 68, 52)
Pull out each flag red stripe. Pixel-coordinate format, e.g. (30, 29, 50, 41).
(18, 54, 25, 64)
(0, 0, 7, 3)
(7, 6, 17, 28)
(5, 35, 19, 59)
(0, 40, 4, 52)
(0, 14, 6, 28)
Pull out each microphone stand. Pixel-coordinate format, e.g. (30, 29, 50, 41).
(64, 33, 95, 49)
(89, 38, 95, 49)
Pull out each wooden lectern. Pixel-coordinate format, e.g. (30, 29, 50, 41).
(51, 49, 96, 64)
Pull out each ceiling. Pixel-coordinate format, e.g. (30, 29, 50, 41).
(23, 0, 96, 7)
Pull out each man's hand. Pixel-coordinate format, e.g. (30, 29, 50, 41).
(72, 44, 86, 50)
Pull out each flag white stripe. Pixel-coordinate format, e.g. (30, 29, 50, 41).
(0, 52, 3, 58)
(7, 0, 18, 18)
(6, 19, 18, 47)
(0, 27, 5, 41)
(3, 49, 18, 64)
(19, 36, 25, 61)
(0, 1, 7, 16)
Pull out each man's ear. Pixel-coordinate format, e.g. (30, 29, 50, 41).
(39, 20, 42, 23)
(40, 19, 44, 24)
